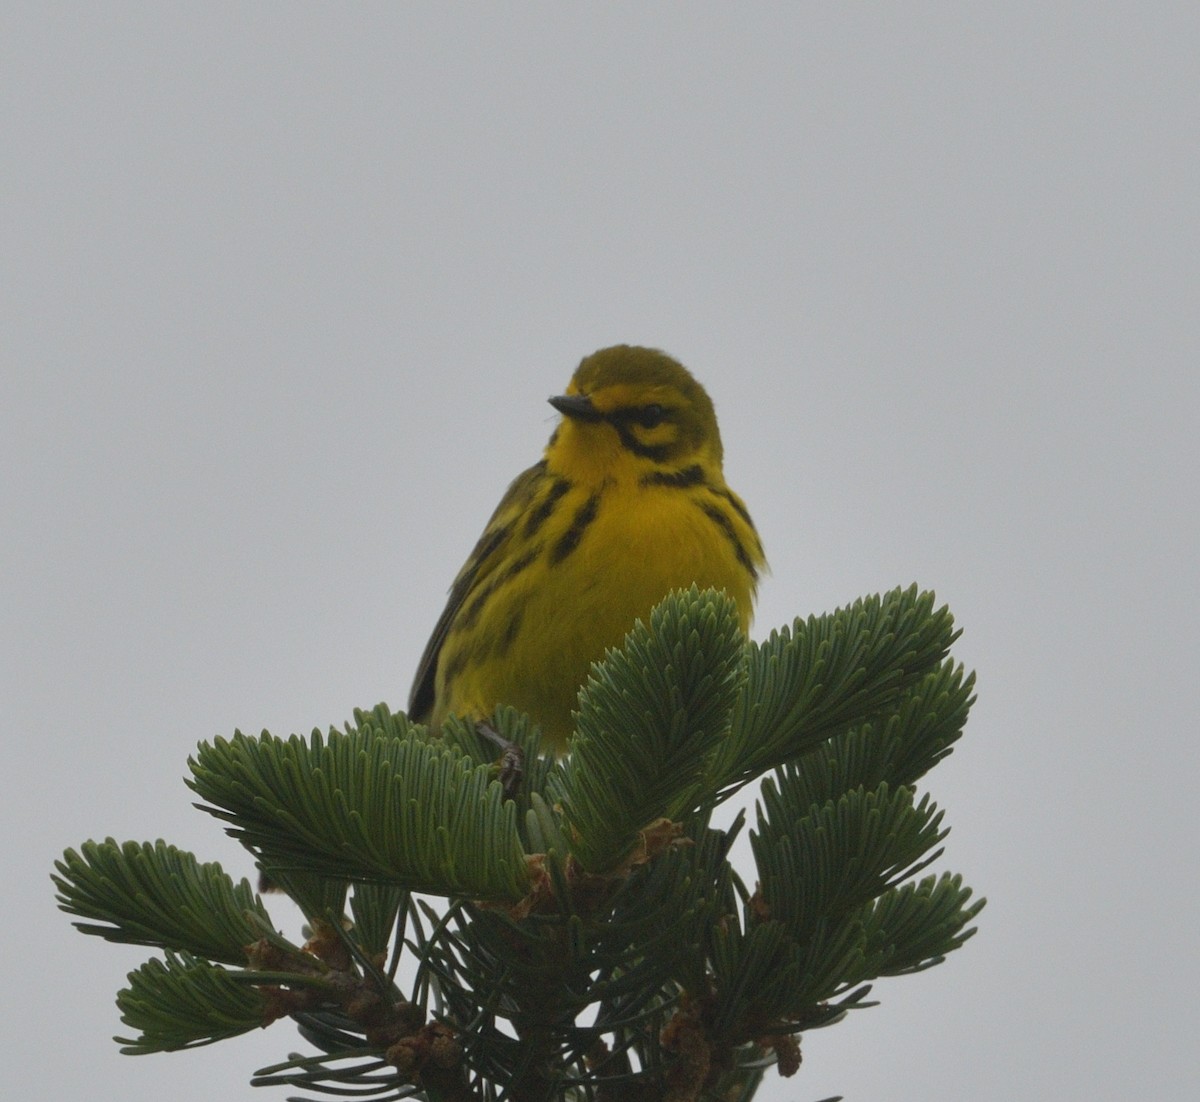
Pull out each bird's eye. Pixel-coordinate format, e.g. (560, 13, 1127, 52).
(637, 404, 666, 428)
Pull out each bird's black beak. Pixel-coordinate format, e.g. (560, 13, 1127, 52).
(548, 393, 603, 422)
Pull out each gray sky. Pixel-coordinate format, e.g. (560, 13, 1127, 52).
(5, 4, 1197, 1100)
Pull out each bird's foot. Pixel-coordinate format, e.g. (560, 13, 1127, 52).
(474, 720, 523, 798)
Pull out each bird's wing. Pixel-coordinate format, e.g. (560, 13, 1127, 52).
(407, 460, 546, 724)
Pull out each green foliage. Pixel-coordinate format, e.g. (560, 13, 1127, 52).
(188, 710, 530, 903)
(554, 586, 747, 871)
(53, 840, 270, 965)
(55, 586, 984, 1102)
(710, 586, 960, 799)
(116, 952, 268, 1053)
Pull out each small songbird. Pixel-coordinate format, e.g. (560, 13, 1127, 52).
(408, 345, 766, 751)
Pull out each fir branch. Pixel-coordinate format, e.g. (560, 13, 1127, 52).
(750, 780, 948, 942)
(252, 1047, 428, 1102)
(776, 660, 974, 813)
(859, 872, 983, 977)
(116, 951, 267, 1053)
(707, 920, 797, 1037)
(53, 839, 270, 965)
(555, 587, 747, 873)
(711, 586, 959, 799)
(260, 867, 349, 924)
(707, 916, 875, 1050)
(351, 882, 409, 962)
(187, 718, 530, 902)
(885, 661, 976, 786)
(700, 773, 972, 1039)
(57, 587, 984, 1102)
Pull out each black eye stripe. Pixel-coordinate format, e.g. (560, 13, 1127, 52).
(610, 404, 671, 428)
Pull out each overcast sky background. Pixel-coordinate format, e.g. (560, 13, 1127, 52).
(5, 4, 1197, 1100)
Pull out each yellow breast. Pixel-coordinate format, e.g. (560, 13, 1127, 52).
(433, 462, 761, 748)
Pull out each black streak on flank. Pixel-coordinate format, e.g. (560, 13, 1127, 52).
(497, 608, 524, 656)
(700, 503, 759, 580)
(712, 486, 755, 530)
(551, 492, 601, 564)
(439, 644, 471, 693)
(456, 545, 541, 632)
(524, 477, 573, 539)
(448, 523, 512, 630)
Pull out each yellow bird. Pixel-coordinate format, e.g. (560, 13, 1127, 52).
(408, 345, 765, 751)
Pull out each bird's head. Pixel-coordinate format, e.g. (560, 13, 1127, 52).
(546, 345, 723, 476)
